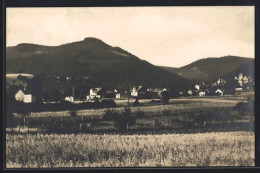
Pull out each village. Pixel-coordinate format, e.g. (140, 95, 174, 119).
(7, 72, 254, 104)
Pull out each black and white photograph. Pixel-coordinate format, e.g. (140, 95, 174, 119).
(4, 5, 255, 168)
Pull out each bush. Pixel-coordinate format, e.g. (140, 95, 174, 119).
(161, 109, 172, 116)
(135, 108, 145, 118)
(94, 99, 101, 108)
(70, 110, 78, 118)
(154, 119, 163, 129)
(114, 107, 136, 130)
(122, 106, 131, 116)
(132, 98, 140, 106)
(160, 91, 170, 104)
(233, 101, 254, 114)
(103, 108, 119, 120)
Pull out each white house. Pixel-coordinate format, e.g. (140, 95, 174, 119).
(131, 87, 138, 97)
(89, 88, 105, 99)
(187, 90, 193, 95)
(243, 76, 249, 84)
(65, 96, 74, 102)
(199, 91, 206, 96)
(215, 89, 224, 96)
(195, 85, 200, 90)
(116, 93, 121, 99)
(15, 89, 35, 103)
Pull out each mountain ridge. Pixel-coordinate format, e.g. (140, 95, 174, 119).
(6, 37, 194, 91)
(161, 56, 254, 82)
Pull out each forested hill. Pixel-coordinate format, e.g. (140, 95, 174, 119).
(161, 56, 254, 82)
(6, 37, 194, 91)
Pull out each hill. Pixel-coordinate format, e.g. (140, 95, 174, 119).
(221, 60, 254, 81)
(161, 56, 253, 82)
(6, 37, 194, 91)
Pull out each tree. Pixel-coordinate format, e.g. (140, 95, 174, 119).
(50, 88, 61, 102)
(42, 90, 50, 101)
(26, 76, 43, 103)
(160, 90, 170, 104)
(70, 110, 78, 118)
(115, 107, 136, 130)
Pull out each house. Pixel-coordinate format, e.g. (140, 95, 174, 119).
(131, 86, 149, 98)
(187, 90, 193, 96)
(66, 77, 72, 80)
(65, 96, 74, 102)
(116, 93, 121, 99)
(243, 76, 249, 84)
(131, 87, 138, 97)
(235, 73, 244, 86)
(89, 87, 106, 99)
(148, 88, 167, 99)
(15, 89, 35, 103)
(215, 89, 224, 96)
(194, 85, 200, 90)
(199, 91, 206, 96)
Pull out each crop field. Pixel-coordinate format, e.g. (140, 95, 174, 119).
(6, 131, 254, 168)
(6, 92, 255, 168)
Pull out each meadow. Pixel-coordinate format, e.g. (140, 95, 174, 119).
(6, 92, 255, 168)
(8, 95, 253, 134)
(6, 131, 254, 167)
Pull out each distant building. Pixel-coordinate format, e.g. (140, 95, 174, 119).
(116, 93, 121, 99)
(215, 89, 224, 96)
(15, 89, 35, 103)
(131, 86, 149, 98)
(187, 90, 193, 96)
(89, 87, 106, 99)
(65, 96, 74, 102)
(243, 76, 249, 84)
(131, 87, 138, 97)
(66, 77, 72, 80)
(194, 85, 200, 90)
(199, 91, 206, 96)
(234, 73, 254, 90)
(148, 88, 167, 99)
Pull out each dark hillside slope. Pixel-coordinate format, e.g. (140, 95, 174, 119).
(161, 56, 253, 82)
(6, 37, 194, 91)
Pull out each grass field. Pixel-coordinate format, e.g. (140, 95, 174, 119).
(6, 92, 255, 168)
(6, 131, 254, 168)
(20, 97, 240, 118)
(8, 94, 254, 134)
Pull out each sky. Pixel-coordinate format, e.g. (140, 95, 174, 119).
(6, 7, 254, 67)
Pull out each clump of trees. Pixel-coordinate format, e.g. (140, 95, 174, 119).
(102, 106, 145, 131)
(160, 90, 170, 104)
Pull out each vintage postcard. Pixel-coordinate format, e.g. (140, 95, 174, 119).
(5, 6, 255, 168)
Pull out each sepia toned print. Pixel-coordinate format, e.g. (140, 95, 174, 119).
(5, 7, 254, 168)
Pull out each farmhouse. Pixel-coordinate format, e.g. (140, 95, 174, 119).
(65, 96, 74, 102)
(131, 86, 149, 99)
(187, 90, 193, 96)
(199, 91, 206, 96)
(148, 88, 167, 99)
(88, 87, 106, 100)
(194, 84, 200, 90)
(15, 89, 35, 103)
(215, 89, 224, 96)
